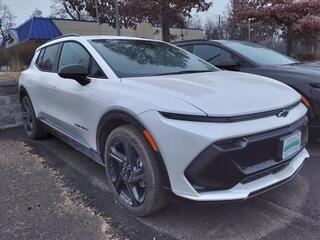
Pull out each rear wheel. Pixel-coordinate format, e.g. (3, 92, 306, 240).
(21, 96, 47, 140)
(104, 125, 167, 216)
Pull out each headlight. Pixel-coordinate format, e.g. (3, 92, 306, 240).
(301, 95, 311, 107)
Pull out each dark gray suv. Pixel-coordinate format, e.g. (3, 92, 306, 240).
(175, 40, 320, 139)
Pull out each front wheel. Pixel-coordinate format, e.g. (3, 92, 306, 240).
(104, 125, 167, 216)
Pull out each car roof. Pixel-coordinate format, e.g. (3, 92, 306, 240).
(37, 35, 162, 51)
(174, 39, 251, 45)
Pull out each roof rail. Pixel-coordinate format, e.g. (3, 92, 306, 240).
(47, 34, 80, 43)
(173, 39, 207, 44)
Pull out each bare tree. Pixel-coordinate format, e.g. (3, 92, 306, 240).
(205, 17, 228, 40)
(185, 17, 203, 29)
(227, 0, 320, 55)
(0, 0, 16, 39)
(50, 0, 92, 20)
(123, 0, 212, 42)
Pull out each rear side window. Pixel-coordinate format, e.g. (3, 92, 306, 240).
(37, 44, 61, 72)
(179, 45, 192, 53)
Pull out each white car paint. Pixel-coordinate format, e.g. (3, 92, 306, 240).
(19, 36, 309, 201)
(124, 71, 300, 117)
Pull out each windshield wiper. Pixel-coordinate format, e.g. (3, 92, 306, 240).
(157, 70, 214, 76)
(281, 62, 303, 66)
(206, 53, 222, 63)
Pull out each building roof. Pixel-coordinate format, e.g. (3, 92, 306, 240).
(16, 17, 62, 41)
(1, 17, 62, 48)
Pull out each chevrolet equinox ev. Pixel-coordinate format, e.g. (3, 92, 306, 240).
(19, 35, 309, 216)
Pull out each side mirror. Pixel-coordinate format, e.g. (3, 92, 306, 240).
(215, 59, 240, 71)
(58, 64, 91, 86)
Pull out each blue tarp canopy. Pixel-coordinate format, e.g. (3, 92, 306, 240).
(1, 17, 62, 48)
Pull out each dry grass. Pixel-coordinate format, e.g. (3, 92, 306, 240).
(0, 72, 21, 81)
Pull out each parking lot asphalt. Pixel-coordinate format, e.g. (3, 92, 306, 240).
(1, 127, 320, 240)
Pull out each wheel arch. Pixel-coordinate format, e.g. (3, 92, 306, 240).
(291, 86, 314, 116)
(19, 85, 30, 103)
(96, 109, 171, 189)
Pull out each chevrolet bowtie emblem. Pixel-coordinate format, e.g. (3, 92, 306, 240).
(277, 110, 289, 118)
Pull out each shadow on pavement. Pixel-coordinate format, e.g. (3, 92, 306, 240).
(2, 128, 320, 240)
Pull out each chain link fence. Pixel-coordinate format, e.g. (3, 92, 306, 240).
(0, 0, 45, 75)
(0, 0, 207, 75)
(1, 0, 319, 77)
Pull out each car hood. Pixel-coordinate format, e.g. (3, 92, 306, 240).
(254, 63, 320, 84)
(123, 71, 300, 117)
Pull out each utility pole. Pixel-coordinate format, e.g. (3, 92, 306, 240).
(248, 18, 251, 42)
(218, 14, 221, 40)
(160, 6, 164, 41)
(160, 5, 165, 41)
(95, 0, 101, 35)
(114, 0, 121, 36)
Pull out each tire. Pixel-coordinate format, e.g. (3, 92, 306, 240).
(104, 125, 167, 216)
(309, 129, 319, 143)
(21, 96, 47, 140)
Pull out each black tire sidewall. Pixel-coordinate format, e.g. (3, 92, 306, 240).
(104, 125, 166, 216)
(22, 96, 37, 138)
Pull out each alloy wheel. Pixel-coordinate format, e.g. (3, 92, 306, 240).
(107, 137, 147, 207)
(21, 98, 34, 136)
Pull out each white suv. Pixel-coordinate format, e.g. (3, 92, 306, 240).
(19, 35, 309, 216)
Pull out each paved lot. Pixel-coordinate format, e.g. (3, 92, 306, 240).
(1, 127, 320, 240)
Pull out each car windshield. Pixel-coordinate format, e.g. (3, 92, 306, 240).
(90, 39, 217, 78)
(222, 41, 299, 66)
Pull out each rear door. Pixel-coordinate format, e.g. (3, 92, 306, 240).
(34, 43, 62, 121)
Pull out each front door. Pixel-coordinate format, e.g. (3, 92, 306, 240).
(48, 41, 105, 146)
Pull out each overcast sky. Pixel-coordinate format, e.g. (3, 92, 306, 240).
(3, 0, 230, 26)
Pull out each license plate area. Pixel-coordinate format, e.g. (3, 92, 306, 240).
(279, 131, 302, 160)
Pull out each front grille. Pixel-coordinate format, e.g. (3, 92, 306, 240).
(185, 116, 308, 192)
(235, 118, 308, 174)
(244, 117, 307, 143)
(241, 162, 289, 184)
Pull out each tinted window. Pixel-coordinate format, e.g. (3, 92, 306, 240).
(193, 44, 233, 65)
(179, 45, 192, 53)
(38, 44, 61, 72)
(36, 49, 45, 66)
(222, 41, 298, 66)
(59, 42, 104, 78)
(90, 39, 217, 78)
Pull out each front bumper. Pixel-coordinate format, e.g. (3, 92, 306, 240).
(185, 117, 308, 192)
(139, 103, 309, 201)
(179, 148, 308, 201)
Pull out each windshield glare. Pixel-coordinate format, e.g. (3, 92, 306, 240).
(222, 42, 299, 66)
(90, 39, 217, 78)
